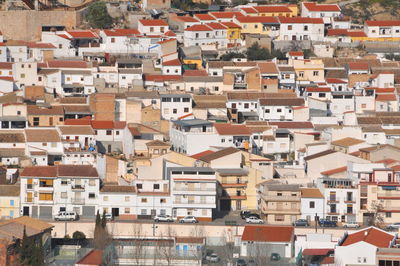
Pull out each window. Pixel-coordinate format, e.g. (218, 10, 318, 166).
(61, 180, 68, 185)
(275, 215, 284, 221)
(277, 108, 282, 112)
(153, 184, 160, 190)
(265, 109, 270, 113)
(89, 180, 95, 186)
(160, 27, 165, 33)
(313, 71, 319, 76)
(304, 25, 308, 31)
(195, 33, 199, 38)
(59, 117, 63, 122)
(61, 192, 67, 199)
(361, 103, 366, 108)
(89, 193, 95, 199)
(10, 200, 14, 206)
(160, 198, 166, 203)
(288, 25, 292, 30)
(106, 130, 112, 135)
(221, 138, 225, 143)
(125, 208, 130, 214)
(184, 107, 189, 112)
(141, 209, 147, 215)
(39, 193, 53, 201)
(125, 196, 130, 202)
(182, 98, 190, 102)
(103, 196, 108, 201)
(173, 97, 181, 102)
(137, 184, 143, 189)
(160, 209, 166, 215)
(299, 71, 304, 78)
(111, 38, 115, 43)
(309, 201, 315, 208)
(386, 212, 392, 218)
(20, 74, 25, 78)
(116, 131, 120, 135)
(318, 93, 326, 97)
(244, 103, 249, 109)
(141, 198, 147, 203)
(150, 27, 154, 32)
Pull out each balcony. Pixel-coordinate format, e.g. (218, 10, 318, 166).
(234, 83, 247, 89)
(71, 198, 85, 205)
(221, 182, 247, 188)
(263, 195, 300, 202)
(72, 185, 85, 191)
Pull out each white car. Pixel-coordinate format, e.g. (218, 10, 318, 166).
(343, 221, 360, 228)
(179, 216, 198, 223)
(246, 216, 264, 224)
(206, 253, 220, 263)
(154, 215, 174, 222)
(54, 211, 78, 221)
(387, 222, 400, 230)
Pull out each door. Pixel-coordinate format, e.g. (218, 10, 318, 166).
(236, 200, 241, 210)
(82, 206, 95, 217)
(112, 208, 119, 217)
(23, 206, 29, 216)
(183, 245, 188, 256)
(107, 145, 112, 153)
(39, 206, 52, 218)
(84, 137, 88, 147)
(172, 208, 177, 218)
(49, 117, 53, 126)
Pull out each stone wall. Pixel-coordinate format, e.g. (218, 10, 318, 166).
(0, 9, 85, 41)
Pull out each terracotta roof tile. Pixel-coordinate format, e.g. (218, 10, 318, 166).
(268, 121, 313, 129)
(76, 249, 103, 265)
(348, 62, 369, 70)
(254, 5, 291, 12)
(139, 19, 168, 26)
(191, 150, 215, 159)
(210, 11, 244, 18)
(27, 105, 64, 115)
(341, 227, 394, 247)
(144, 74, 182, 82)
(301, 188, 324, 198)
(194, 13, 216, 21)
(259, 98, 304, 106)
(321, 166, 347, 176)
(303, 2, 340, 12)
(25, 129, 60, 142)
(214, 123, 251, 135)
(366, 20, 400, 27)
(242, 225, 294, 242)
(67, 31, 98, 39)
(331, 137, 364, 147)
(185, 24, 212, 32)
(304, 150, 337, 161)
(279, 17, 324, 24)
(288, 51, 304, 56)
(176, 16, 199, 23)
(376, 94, 397, 101)
(235, 16, 279, 24)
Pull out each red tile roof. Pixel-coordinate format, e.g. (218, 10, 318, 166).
(366, 20, 400, 27)
(348, 62, 369, 70)
(0, 76, 14, 82)
(254, 5, 291, 13)
(139, 19, 168, 26)
(210, 11, 244, 19)
(303, 248, 333, 256)
(185, 24, 212, 32)
(327, 28, 348, 36)
(303, 2, 340, 12)
(242, 225, 294, 242)
(376, 94, 397, 101)
(235, 16, 279, 24)
(194, 13, 216, 21)
(0, 62, 13, 69)
(206, 22, 227, 30)
(241, 7, 257, 14)
(67, 31, 98, 39)
(21, 166, 58, 177)
(191, 150, 215, 159)
(91, 120, 126, 129)
(214, 123, 251, 136)
(158, 38, 176, 44)
(321, 166, 347, 176)
(366, 87, 395, 93)
(341, 227, 394, 248)
(57, 34, 71, 40)
(162, 59, 181, 66)
(347, 31, 367, 37)
(164, 30, 176, 37)
(76, 249, 103, 266)
(306, 87, 331, 92)
(26, 42, 56, 49)
(279, 17, 324, 24)
(221, 22, 241, 28)
(288, 51, 304, 56)
(176, 16, 199, 23)
(144, 74, 182, 82)
(64, 117, 92, 125)
(326, 78, 347, 84)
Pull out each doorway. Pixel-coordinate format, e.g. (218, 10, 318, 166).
(23, 206, 29, 216)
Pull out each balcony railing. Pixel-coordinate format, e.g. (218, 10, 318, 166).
(72, 185, 85, 191)
(221, 182, 247, 188)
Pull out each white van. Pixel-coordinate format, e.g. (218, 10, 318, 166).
(54, 211, 78, 221)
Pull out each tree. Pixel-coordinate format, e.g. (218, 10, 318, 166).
(94, 210, 111, 249)
(31, 237, 44, 266)
(368, 201, 384, 227)
(220, 52, 246, 61)
(19, 226, 33, 265)
(72, 231, 86, 240)
(246, 42, 270, 61)
(101, 211, 107, 229)
(86, 2, 113, 29)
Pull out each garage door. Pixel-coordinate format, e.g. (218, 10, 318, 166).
(39, 206, 52, 218)
(82, 206, 96, 218)
(32, 206, 38, 218)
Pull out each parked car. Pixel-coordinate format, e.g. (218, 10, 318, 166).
(270, 253, 281, 261)
(343, 221, 360, 228)
(104, 213, 113, 221)
(205, 253, 220, 263)
(236, 259, 247, 266)
(319, 219, 337, 227)
(293, 219, 309, 227)
(154, 215, 174, 223)
(240, 211, 260, 219)
(179, 216, 198, 223)
(54, 211, 78, 221)
(245, 216, 264, 224)
(387, 222, 400, 230)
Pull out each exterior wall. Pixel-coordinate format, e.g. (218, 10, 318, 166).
(335, 242, 377, 266)
(301, 197, 324, 221)
(28, 114, 64, 127)
(0, 195, 20, 219)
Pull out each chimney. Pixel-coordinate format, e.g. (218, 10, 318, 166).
(364, 231, 368, 236)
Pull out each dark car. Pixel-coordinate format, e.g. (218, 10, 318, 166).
(319, 219, 337, 227)
(270, 253, 281, 261)
(293, 219, 310, 227)
(236, 259, 247, 266)
(240, 211, 260, 219)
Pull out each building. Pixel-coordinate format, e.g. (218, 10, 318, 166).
(0, 185, 20, 220)
(300, 188, 324, 223)
(160, 94, 192, 121)
(20, 165, 100, 219)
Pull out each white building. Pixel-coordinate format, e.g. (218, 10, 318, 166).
(20, 165, 100, 218)
(301, 2, 341, 24)
(138, 19, 169, 35)
(277, 17, 324, 41)
(257, 97, 305, 121)
(160, 94, 192, 120)
(169, 167, 217, 221)
(300, 188, 325, 222)
(364, 20, 400, 39)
